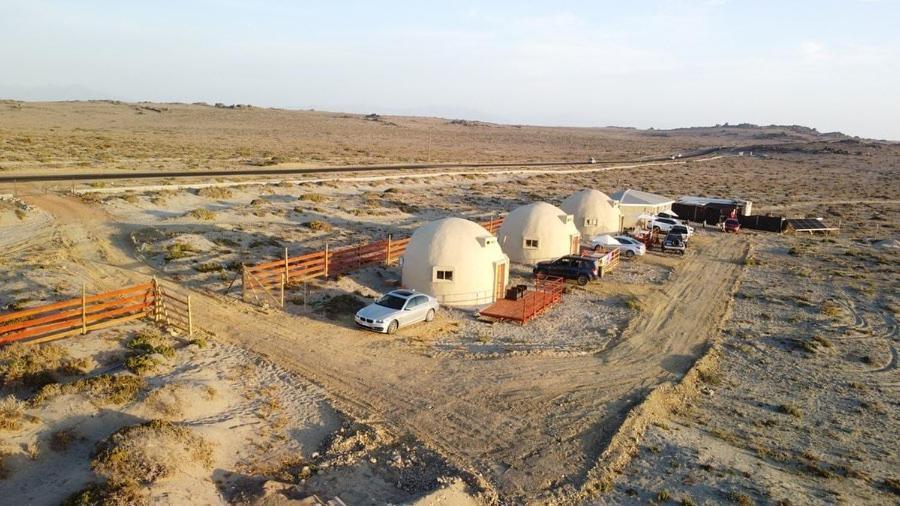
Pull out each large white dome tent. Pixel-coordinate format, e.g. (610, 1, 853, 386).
(560, 189, 622, 237)
(497, 202, 581, 263)
(401, 217, 509, 307)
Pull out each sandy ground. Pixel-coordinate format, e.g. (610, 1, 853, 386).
(0, 321, 342, 505)
(599, 230, 899, 505)
(1, 105, 898, 504)
(4, 192, 744, 503)
(0, 194, 478, 504)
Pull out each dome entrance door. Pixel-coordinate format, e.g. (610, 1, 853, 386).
(493, 262, 506, 302)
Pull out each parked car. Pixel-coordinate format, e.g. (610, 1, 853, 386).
(612, 235, 647, 257)
(533, 255, 599, 286)
(669, 224, 694, 240)
(660, 233, 686, 255)
(648, 217, 692, 234)
(355, 289, 439, 334)
(724, 218, 741, 233)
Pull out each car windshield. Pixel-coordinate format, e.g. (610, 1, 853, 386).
(375, 294, 407, 310)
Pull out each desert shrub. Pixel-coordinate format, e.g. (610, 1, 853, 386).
(698, 367, 723, 386)
(51, 428, 78, 452)
(127, 329, 174, 358)
(186, 208, 216, 220)
(778, 403, 802, 418)
(196, 187, 232, 199)
(14, 208, 27, 220)
(164, 242, 196, 261)
(62, 482, 146, 506)
(31, 374, 144, 406)
(124, 354, 161, 376)
(193, 262, 223, 273)
(91, 420, 213, 486)
(0, 395, 27, 431)
(821, 301, 842, 318)
(657, 489, 671, 501)
(727, 491, 753, 505)
(0, 343, 90, 389)
(188, 335, 208, 348)
(623, 295, 643, 312)
(298, 193, 326, 202)
(304, 220, 332, 232)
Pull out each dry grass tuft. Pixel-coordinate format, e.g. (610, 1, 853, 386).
(0, 343, 91, 389)
(196, 187, 232, 199)
(303, 220, 332, 232)
(164, 242, 197, 261)
(186, 208, 216, 220)
(0, 395, 27, 431)
(125, 329, 175, 376)
(31, 374, 144, 407)
(62, 481, 146, 506)
(91, 420, 213, 487)
(778, 403, 803, 418)
(298, 193, 326, 203)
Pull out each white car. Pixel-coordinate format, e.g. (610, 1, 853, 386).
(589, 234, 646, 258)
(649, 217, 694, 236)
(612, 235, 647, 257)
(354, 289, 439, 334)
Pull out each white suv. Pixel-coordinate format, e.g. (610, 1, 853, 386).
(649, 217, 694, 236)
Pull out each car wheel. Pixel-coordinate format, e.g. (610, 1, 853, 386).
(425, 309, 435, 322)
(387, 320, 399, 334)
(653, 226, 660, 232)
(593, 245, 601, 252)
(535, 270, 548, 280)
(625, 250, 635, 258)
(576, 275, 589, 286)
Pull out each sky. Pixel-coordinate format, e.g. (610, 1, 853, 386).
(1, 1, 898, 140)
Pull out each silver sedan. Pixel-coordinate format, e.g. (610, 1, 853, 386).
(354, 289, 439, 334)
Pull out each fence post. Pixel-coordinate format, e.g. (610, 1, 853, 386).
(241, 264, 247, 302)
(386, 235, 392, 265)
(152, 277, 160, 322)
(81, 283, 87, 334)
(280, 273, 286, 308)
(324, 243, 329, 278)
(284, 247, 289, 285)
(187, 295, 193, 337)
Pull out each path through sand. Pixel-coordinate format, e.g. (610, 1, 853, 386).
(20, 193, 746, 502)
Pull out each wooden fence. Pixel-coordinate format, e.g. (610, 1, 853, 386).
(0, 279, 193, 346)
(479, 275, 566, 324)
(579, 247, 621, 277)
(242, 216, 502, 308)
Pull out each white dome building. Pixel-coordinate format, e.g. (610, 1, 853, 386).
(560, 189, 623, 238)
(401, 218, 509, 307)
(497, 202, 581, 264)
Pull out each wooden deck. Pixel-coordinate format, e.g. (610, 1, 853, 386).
(480, 277, 565, 324)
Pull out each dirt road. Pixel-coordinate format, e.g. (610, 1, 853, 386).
(19, 194, 747, 503)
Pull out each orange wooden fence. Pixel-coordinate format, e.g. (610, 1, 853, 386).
(0, 279, 193, 346)
(242, 215, 502, 308)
